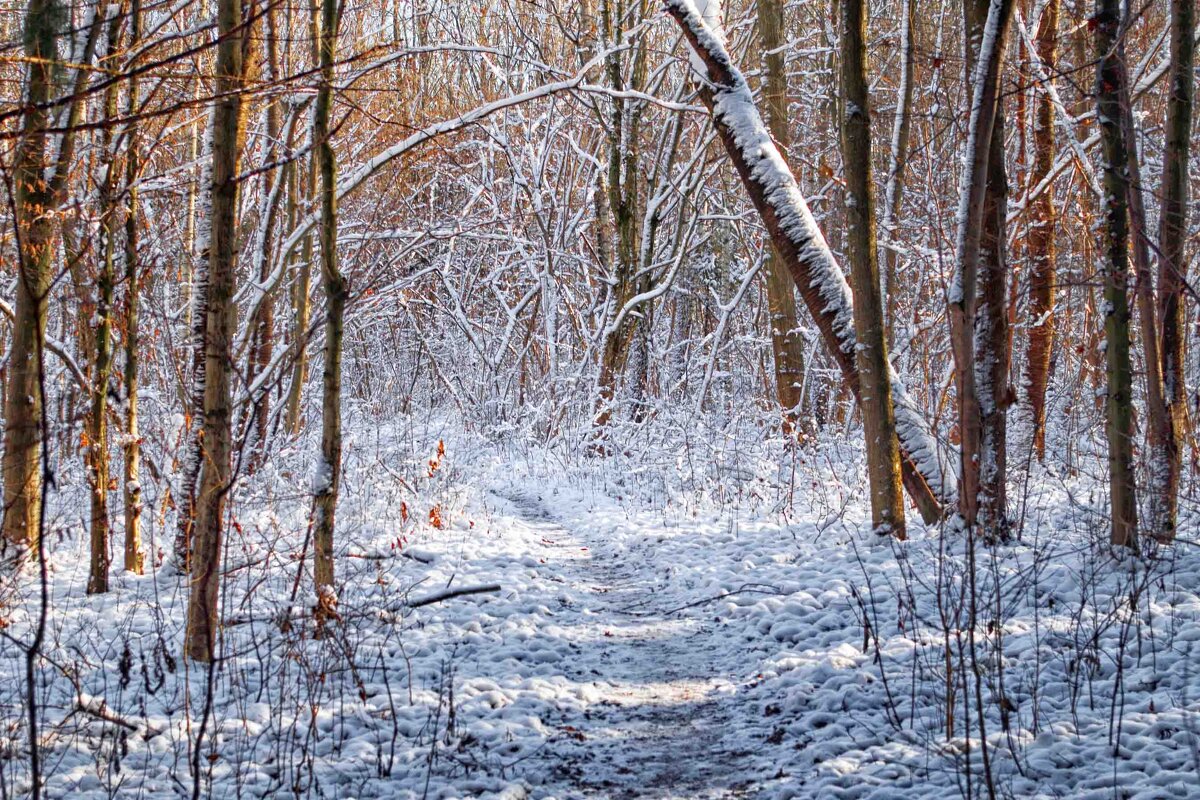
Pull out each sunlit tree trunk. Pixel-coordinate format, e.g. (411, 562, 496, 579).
(1156, 0, 1193, 542)
(3, 0, 60, 560)
(123, 0, 144, 574)
(186, 0, 246, 662)
(756, 0, 807, 435)
(1094, 0, 1137, 549)
(840, 0, 906, 537)
(313, 0, 345, 595)
(950, 0, 1014, 535)
(1024, 0, 1058, 461)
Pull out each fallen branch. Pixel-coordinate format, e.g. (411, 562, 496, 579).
(406, 584, 501, 609)
(76, 697, 163, 738)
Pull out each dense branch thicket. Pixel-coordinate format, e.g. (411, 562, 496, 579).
(0, 0, 1195, 794)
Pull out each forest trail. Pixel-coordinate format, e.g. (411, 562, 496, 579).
(494, 491, 761, 799)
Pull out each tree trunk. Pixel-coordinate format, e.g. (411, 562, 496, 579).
(313, 0, 345, 595)
(186, 0, 246, 662)
(3, 0, 59, 560)
(123, 0, 144, 574)
(756, 0, 807, 436)
(665, 0, 952, 521)
(950, 0, 1014, 534)
(1094, 0, 1138, 549)
(245, 5, 282, 470)
(88, 9, 124, 595)
(1156, 0, 1194, 542)
(1117, 63, 1173, 541)
(592, 0, 650, 437)
(1024, 0, 1058, 462)
(284, 138, 314, 436)
(839, 0, 906, 537)
(176, 114, 215, 571)
(880, 0, 916, 345)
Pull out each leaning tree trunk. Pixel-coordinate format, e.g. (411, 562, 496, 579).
(123, 0, 144, 574)
(1156, 0, 1194, 543)
(756, 0, 807, 436)
(186, 0, 246, 662)
(839, 0, 906, 537)
(312, 0, 345, 597)
(1024, 0, 1058, 462)
(950, 0, 1015, 535)
(664, 0, 952, 522)
(1094, 0, 1138, 549)
(3, 0, 59, 560)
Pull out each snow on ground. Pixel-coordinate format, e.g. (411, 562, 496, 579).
(0, 416, 1198, 798)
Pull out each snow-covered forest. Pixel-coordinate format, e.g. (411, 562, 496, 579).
(0, 0, 1198, 796)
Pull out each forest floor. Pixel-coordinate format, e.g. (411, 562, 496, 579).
(491, 490, 762, 799)
(2, 421, 1199, 799)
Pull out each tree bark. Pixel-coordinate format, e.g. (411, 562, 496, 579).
(1024, 0, 1058, 462)
(88, 8, 124, 595)
(1117, 62, 1172, 541)
(950, 0, 1015, 535)
(186, 0, 246, 662)
(592, 0, 651, 437)
(880, 0, 916, 345)
(313, 0, 345, 594)
(1094, 0, 1138, 549)
(1156, 0, 1194, 542)
(3, 0, 59, 559)
(123, 0, 144, 574)
(839, 0, 906, 536)
(756, 0, 807, 436)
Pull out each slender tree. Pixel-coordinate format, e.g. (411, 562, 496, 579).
(756, 0, 807, 435)
(664, 0, 951, 521)
(313, 0, 345, 595)
(1094, 0, 1138, 548)
(123, 0, 144, 574)
(839, 0, 906, 536)
(3, 0, 60, 559)
(1024, 0, 1058, 461)
(950, 0, 1015, 535)
(1156, 0, 1194, 542)
(879, 0, 915, 346)
(186, 0, 247, 662)
(87, 6, 125, 595)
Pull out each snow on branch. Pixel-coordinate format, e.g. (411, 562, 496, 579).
(663, 0, 954, 510)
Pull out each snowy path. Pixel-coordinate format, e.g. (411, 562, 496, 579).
(494, 492, 761, 799)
